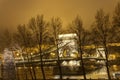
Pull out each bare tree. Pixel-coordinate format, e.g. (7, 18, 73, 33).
(92, 9, 111, 80)
(50, 17, 63, 79)
(70, 15, 87, 79)
(13, 24, 34, 80)
(0, 29, 12, 52)
(29, 15, 48, 80)
(112, 2, 120, 42)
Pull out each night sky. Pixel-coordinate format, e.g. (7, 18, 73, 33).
(0, 0, 119, 31)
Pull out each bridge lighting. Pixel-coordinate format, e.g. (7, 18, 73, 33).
(69, 60, 77, 66)
(16, 53, 19, 56)
(50, 52, 56, 57)
(76, 61, 80, 66)
(68, 60, 80, 66)
(61, 61, 68, 66)
(31, 52, 33, 55)
(70, 53, 77, 58)
(109, 54, 116, 60)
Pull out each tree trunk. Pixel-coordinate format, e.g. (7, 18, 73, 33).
(56, 43, 62, 80)
(39, 45, 46, 80)
(103, 42, 111, 80)
(79, 46, 86, 80)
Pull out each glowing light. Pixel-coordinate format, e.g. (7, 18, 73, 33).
(76, 61, 80, 66)
(16, 53, 19, 56)
(112, 65, 119, 71)
(109, 54, 116, 60)
(58, 33, 77, 58)
(36, 66, 39, 69)
(70, 53, 77, 58)
(62, 61, 68, 66)
(58, 33, 76, 39)
(18, 67, 22, 69)
(30, 67, 32, 69)
(68, 60, 80, 66)
(69, 60, 76, 66)
(51, 53, 55, 56)
(31, 53, 33, 55)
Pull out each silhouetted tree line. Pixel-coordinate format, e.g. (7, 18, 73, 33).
(0, 2, 120, 80)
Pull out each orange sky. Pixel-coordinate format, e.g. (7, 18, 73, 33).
(0, 0, 119, 31)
